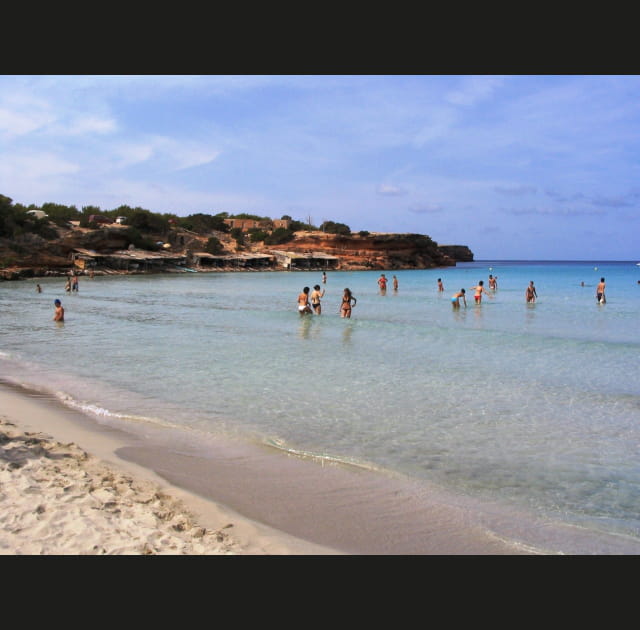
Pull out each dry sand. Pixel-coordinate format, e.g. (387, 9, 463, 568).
(0, 386, 336, 555)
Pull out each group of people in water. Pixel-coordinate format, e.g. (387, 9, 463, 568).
(299, 270, 610, 317)
(297, 284, 357, 318)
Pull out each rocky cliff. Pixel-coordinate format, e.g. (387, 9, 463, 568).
(1, 224, 473, 279)
(263, 231, 473, 270)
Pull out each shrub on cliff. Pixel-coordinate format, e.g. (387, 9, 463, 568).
(321, 221, 351, 236)
(205, 236, 224, 255)
(264, 227, 294, 245)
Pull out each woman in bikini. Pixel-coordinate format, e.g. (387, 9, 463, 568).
(297, 287, 312, 315)
(340, 288, 356, 318)
(310, 284, 325, 314)
(525, 281, 537, 303)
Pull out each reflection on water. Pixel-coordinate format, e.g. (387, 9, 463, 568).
(341, 322, 353, 345)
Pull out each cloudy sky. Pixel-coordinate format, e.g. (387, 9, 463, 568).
(1, 74, 639, 260)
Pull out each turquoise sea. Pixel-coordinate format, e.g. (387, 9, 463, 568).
(1, 260, 640, 553)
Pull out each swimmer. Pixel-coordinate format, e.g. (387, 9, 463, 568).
(525, 281, 537, 303)
(53, 299, 64, 322)
(297, 287, 312, 315)
(470, 280, 492, 304)
(596, 277, 606, 304)
(340, 288, 357, 318)
(310, 284, 325, 314)
(451, 288, 466, 308)
(437, 278, 444, 292)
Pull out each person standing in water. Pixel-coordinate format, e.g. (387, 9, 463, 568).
(392, 275, 398, 291)
(322, 271, 327, 284)
(340, 288, 357, 318)
(489, 274, 497, 291)
(525, 281, 538, 303)
(437, 278, 444, 293)
(297, 287, 312, 315)
(378, 273, 387, 294)
(596, 277, 606, 304)
(310, 284, 325, 314)
(451, 288, 466, 308)
(53, 299, 64, 322)
(470, 280, 492, 304)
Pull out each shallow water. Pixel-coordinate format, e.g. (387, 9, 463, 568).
(2, 260, 639, 553)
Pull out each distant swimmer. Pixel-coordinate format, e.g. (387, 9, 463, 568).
(470, 280, 492, 304)
(596, 277, 606, 304)
(489, 274, 497, 290)
(525, 280, 538, 303)
(340, 288, 357, 318)
(310, 284, 325, 314)
(53, 299, 64, 322)
(378, 273, 387, 294)
(451, 288, 466, 308)
(392, 275, 398, 291)
(437, 278, 444, 292)
(297, 287, 312, 315)
(322, 271, 327, 284)
(36, 284, 42, 293)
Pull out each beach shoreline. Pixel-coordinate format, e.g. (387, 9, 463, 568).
(0, 382, 543, 555)
(0, 383, 337, 555)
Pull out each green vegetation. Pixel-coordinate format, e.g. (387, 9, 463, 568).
(205, 236, 224, 255)
(321, 220, 351, 236)
(1, 193, 363, 245)
(264, 227, 294, 245)
(248, 228, 269, 242)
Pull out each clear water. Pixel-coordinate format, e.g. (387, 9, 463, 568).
(1, 260, 640, 552)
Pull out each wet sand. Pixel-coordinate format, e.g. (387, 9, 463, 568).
(1, 382, 541, 554)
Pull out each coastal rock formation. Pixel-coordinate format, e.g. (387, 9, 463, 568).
(265, 231, 473, 270)
(0, 223, 473, 279)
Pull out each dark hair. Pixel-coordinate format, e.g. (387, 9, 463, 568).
(479, 280, 484, 285)
(461, 288, 465, 294)
(313, 285, 320, 290)
(303, 286, 310, 293)
(601, 277, 605, 282)
(54, 299, 61, 305)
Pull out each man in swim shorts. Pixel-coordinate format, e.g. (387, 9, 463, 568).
(596, 277, 606, 304)
(53, 299, 64, 322)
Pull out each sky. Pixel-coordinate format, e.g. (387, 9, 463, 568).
(1, 74, 639, 260)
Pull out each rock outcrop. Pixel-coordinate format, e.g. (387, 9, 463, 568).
(263, 231, 473, 270)
(1, 224, 473, 279)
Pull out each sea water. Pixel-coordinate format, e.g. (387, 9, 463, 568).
(1, 260, 639, 553)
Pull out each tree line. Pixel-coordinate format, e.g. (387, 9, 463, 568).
(0, 195, 356, 245)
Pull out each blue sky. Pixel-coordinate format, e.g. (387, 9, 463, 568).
(1, 75, 639, 260)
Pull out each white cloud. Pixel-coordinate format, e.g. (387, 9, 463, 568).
(377, 184, 406, 196)
(408, 203, 444, 214)
(445, 76, 505, 107)
(59, 115, 117, 136)
(0, 106, 56, 137)
(0, 151, 79, 180)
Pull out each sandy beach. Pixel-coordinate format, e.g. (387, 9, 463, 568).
(0, 385, 336, 555)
